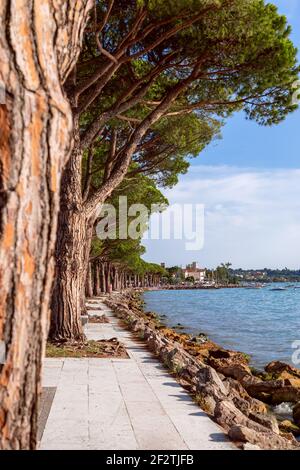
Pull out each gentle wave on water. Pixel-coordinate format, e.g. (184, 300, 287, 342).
(143, 283, 300, 369)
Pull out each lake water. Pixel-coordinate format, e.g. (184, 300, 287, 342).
(143, 284, 300, 369)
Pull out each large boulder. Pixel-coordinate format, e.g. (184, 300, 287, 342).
(243, 378, 300, 404)
(214, 400, 275, 435)
(165, 345, 189, 371)
(247, 412, 279, 434)
(265, 361, 300, 377)
(270, 386, 300, 404)
(179, 363, 201, 384)
(146, 332, 162, 352)
(225, 384, 277, 432)
(131, 318, 146, 333)
(225, 378, 268, 415)
(228, 425, 299, 450)
(209, 348, 249, 364)
(198, 365, 229, 394)
(207, 349, 254, 386)
(195, 366, 229, 414)
(265, 361, 300, 387)
(209, 357, 252, 382)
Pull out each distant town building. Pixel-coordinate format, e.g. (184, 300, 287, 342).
(182, 262, 206, 283)
(160, 262, 166, 269)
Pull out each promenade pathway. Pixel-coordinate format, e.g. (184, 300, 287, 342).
(40, 298, 234, 450)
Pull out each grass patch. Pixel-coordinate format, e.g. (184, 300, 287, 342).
(46, 339, 128, 359)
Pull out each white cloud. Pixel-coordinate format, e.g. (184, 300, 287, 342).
(142, 166, 300, 269)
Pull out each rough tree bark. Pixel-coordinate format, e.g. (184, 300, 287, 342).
(85, 262, 93, 298)
(49, 140, 90, 342)
(0, 0, 92, 450)
(101, 262, 107, 293)
(92, 261, 101, 296)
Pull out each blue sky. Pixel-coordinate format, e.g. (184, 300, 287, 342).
(199, 0, 300, 170)
(143, 0, 300, 270)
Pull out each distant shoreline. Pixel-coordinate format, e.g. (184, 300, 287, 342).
(144, 281, 300, 291)
(145, 284, 242, 291)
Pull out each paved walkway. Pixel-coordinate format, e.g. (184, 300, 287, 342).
(40, 298, 234, 450)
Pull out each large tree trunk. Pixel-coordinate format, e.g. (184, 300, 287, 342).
(49, 205, 88, 342)
(50, 122, 99, 340)
(113, 267, 119, 291)
(0, 0, 91, 450)
(105, 262, 112, 293)
(121, 271, 126, 290)
(85, 262, 93, 298)
(93, 261, 101, 296)
(49, 145, 87, 342)
(100, 262, 106, 293)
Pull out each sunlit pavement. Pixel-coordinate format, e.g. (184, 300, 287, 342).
(40, 299, 234, 450)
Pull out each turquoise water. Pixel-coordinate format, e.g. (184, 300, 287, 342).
(143, 284, 300, 369)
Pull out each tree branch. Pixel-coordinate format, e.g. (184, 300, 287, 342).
(103, 129, 118, 182)
(82, 146, 94, 202)
(96, 0, 114, 34)
(83, 68, 196, 217)
(79, 60, 170, 148)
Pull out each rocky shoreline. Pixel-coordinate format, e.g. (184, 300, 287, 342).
(105, 290, 300, 450)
